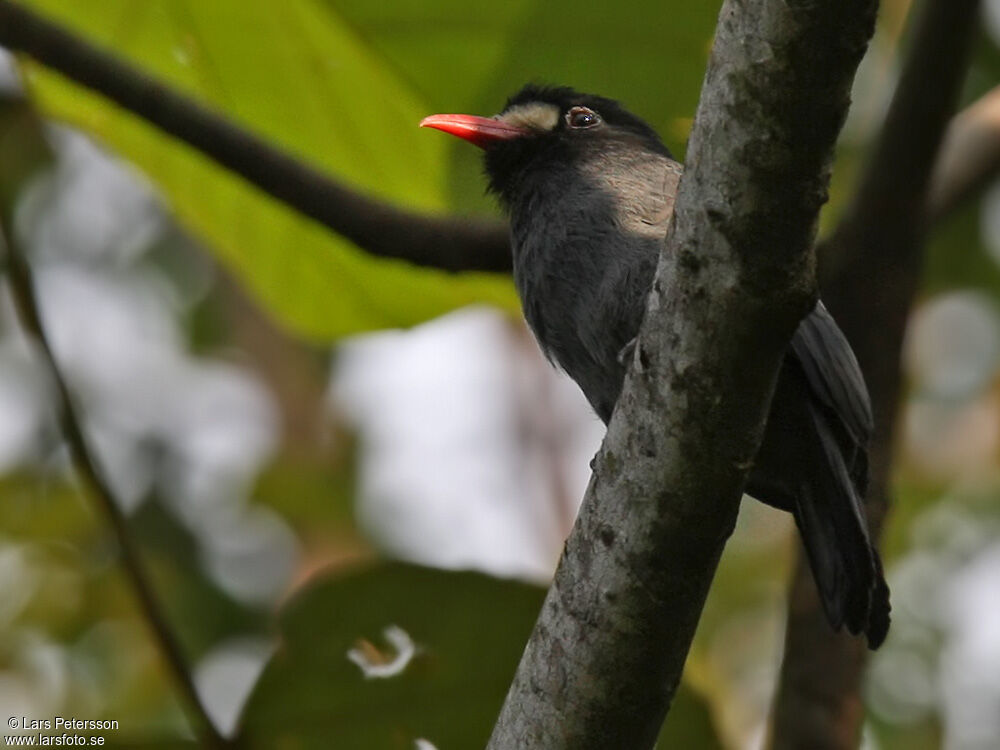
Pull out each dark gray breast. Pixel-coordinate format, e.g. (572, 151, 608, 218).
(507, 149, 682, 421)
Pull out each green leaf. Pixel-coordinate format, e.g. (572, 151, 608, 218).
(19, 0, 517, 339)
(924, 201, 1000, 300)
(237, 563, 544, 748)
(238, 562, 723, 748)
(326, 0, 721, 213)
(656, 682, 724, 750)
(18, 0, 720, 339)
(0, 96, 54, 224)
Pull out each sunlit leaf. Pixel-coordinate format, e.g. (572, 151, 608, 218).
(0, 96, 53, 222)
(327, 0, 720, 212)
(18, 0, 720, 339)
(18, 0, 516, 339)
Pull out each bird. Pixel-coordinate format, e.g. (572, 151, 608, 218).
(421, 84, 890, 649)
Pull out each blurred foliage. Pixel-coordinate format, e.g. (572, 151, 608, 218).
(325, 0, 719, 212)
(1, 0, 1000, 748)
(15, 0, 719, 340)
(0, 473, 194, 738)
(919, 27, 1000, 301)
(238, 562, 722, 749)
(0, 96, 50, 223)
(16, 0, 515, 339)
(131, 496, 266, 656)
(925, 199, 1000, 299)
(240, 564, 545, 749)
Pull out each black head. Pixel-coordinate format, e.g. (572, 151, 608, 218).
(421, 84, 672, 203)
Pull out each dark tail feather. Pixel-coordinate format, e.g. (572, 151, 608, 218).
(868, 551, 891, 648)
(794, 401, 891, 649)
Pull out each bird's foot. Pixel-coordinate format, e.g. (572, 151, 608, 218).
(617, 337, 637, 366)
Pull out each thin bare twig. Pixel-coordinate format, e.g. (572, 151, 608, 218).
(0, 198, 232, 748)
(771, 1, 981, 748)
(0, 0, 511, 273)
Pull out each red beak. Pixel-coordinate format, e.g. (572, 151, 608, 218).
(419, 114, 530, 149)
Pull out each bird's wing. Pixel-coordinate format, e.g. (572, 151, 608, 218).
(789, 301, 873, 446)
(630, 161, 873, 448)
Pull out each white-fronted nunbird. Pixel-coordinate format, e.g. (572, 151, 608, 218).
(422, 85, 890, 648)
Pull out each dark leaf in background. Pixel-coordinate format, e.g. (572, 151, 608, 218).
(238, 562, 722, 748)
(239, 563, 546, 748)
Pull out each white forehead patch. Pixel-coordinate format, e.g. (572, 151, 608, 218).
(499, 102, 560, 132)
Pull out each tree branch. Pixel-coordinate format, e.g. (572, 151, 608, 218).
(487, 0, 876, 746)
(0, 100, 232, 749)
(772, 1, 981, 748)
(928, 84, 1000, 221)
(0, 0, 511, 273)
(7, 0, 993, 745)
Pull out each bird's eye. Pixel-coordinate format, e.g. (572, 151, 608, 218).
(567, 106, 601, 129)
